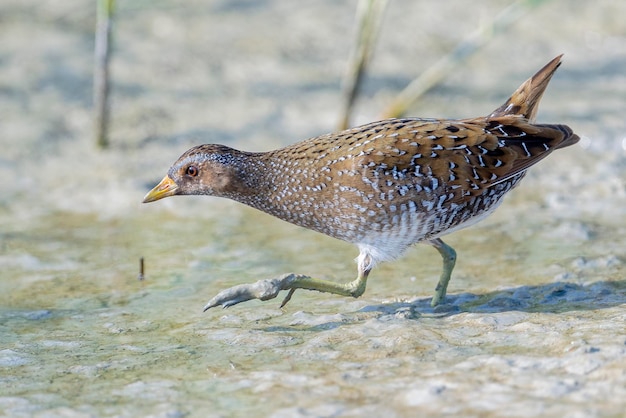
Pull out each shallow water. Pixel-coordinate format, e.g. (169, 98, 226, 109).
(2, 201, 625, 417)
(2, 0, 626, 417)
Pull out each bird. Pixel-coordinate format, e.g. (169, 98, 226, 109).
(143, 55, 579, 311)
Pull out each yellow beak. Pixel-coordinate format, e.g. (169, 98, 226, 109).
(143, 176, 179, 203)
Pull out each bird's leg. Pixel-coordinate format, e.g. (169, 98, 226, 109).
(429, 238, 457, 307)
(203, 257, 372, 311)
(278, 264, 371, 308)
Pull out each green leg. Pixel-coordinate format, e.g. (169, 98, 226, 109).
(429, 238, 457, 307)
(278, 269, 370, 308)
(203, 255, 372, 311)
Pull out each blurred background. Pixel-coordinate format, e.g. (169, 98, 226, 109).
(1, 1, 625, 416)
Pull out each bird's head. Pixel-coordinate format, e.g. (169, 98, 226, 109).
(142, 144, 243, 203)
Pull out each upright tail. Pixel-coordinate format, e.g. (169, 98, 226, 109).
(489, 55, 563, 122)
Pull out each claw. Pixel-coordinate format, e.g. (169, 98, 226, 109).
(203, 274, 302, 311)
(279, 288, 296, 309)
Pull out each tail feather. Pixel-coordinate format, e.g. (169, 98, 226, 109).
(553, 124, 580, 149)
(489, 55, 563, 122)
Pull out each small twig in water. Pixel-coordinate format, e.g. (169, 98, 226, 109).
(138, 257, 145, 281)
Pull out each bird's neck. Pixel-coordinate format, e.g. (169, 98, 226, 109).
(222, 150, 316, 226)
(220, 151, 280, 207)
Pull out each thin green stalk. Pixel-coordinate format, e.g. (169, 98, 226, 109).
(338, 0, 389, 130)
(382, 0, 548, 119)
(94, 0, 115, 149)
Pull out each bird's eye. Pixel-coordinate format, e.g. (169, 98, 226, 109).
(186, 165, 199, 177)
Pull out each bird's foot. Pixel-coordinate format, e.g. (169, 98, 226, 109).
(203, 273, 306, 311)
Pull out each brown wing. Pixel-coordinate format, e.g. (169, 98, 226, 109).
(349, 116, 576, 203)
(288, 55, 578, 206)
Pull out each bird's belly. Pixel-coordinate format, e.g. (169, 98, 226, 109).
(247, 174, 524, 262)
(344, 177, 524, 263)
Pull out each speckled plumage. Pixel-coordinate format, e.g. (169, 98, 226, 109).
(144, 55, 579, 310)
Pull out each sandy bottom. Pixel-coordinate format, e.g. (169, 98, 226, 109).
(1, 1, 625, 417)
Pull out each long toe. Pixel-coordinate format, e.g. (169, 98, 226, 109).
(203, 277, 294, 311)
